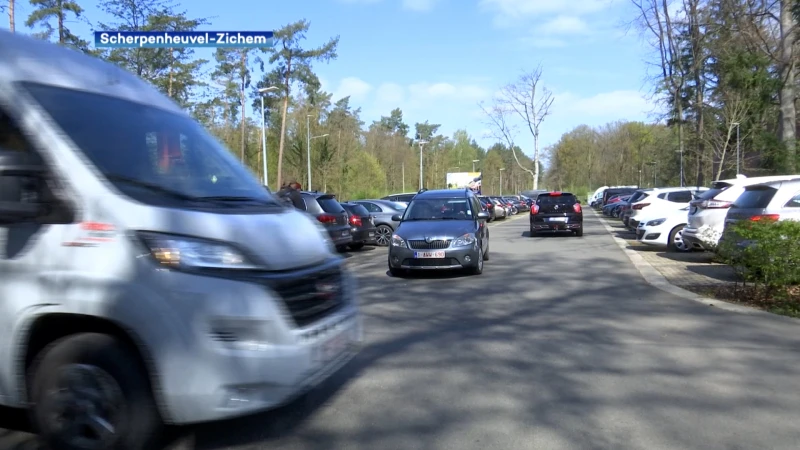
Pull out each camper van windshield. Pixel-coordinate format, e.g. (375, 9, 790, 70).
(19, 82, 278, 208)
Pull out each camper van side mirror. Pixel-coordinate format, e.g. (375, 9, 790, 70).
(0, 150, 45, 222)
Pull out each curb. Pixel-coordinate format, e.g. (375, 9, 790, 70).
(591, 209, 795, 319)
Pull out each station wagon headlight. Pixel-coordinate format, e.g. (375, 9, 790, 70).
(391, 234, 407, 247)
(647, 218, 666, 226)
(452, 233, 476, 247)
(137, 231, 260, 270)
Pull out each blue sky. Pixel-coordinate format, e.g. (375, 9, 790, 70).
(4, 0, 662, 155)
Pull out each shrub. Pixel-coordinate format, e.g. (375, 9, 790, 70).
(717, 219, 800, 294)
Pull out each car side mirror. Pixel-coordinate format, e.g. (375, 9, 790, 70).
(477, 211, 490, 220)
(0, 150, 45, 222)
(391, 214, 402, 222)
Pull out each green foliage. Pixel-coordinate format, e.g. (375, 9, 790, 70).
(718, 220, 800, 292)
(26, 0, 90, 50)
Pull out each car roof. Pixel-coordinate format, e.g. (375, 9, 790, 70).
(744, 177, 800, 189)
(0, 30, 183, 115)
(415, 189, 472, 198)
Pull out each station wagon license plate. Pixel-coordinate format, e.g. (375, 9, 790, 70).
(369, 232, 374, 237)
(549, 217, 567, 222)
(414, 251, 445, 258)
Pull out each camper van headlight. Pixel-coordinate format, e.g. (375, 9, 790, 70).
(137, 232, 260, 270)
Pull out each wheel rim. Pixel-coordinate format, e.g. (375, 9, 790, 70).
(375, 226, 392, 246)
(43, 364, 125, 450)
(674, 228, 689, 251)
(477, 249, 483, 271)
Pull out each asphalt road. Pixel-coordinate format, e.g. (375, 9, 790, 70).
(3, 211, 800, 449)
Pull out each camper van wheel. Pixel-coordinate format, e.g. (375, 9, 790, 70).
(29, 333, 161, 450)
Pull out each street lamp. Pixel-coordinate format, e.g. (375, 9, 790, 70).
(646, 161, 657, 187)
(499, 168, 505, 196)
(415, 137, 429, 190)
(308, 132, 329, 189)
(732, 122, 741, 175)
(472, 159, 480, 172)
(258, 86, 278, 187)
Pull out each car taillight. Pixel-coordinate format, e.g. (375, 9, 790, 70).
(530, 204, 540, 214)
(573, 203, 581, 213)
(749, 214, 779, 222)
(632, 203, 650, 210)
(349, 215, 362, 226)
(699, 200, 732, 209)
(318, 214, 337, 224)
(487, 203, 494, 208)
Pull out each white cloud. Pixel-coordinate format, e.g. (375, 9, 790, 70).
(332, 77, 373, 101)
(538, 16, 590, 35)
(374, 82, 405, 105)
(480, 0, 620, 23)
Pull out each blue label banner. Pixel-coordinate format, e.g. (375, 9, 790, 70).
(94, 31, 275, 48)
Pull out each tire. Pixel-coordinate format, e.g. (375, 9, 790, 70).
(374, 225, 392, 247)
(667, 224, 691, 252)
(349, 242, 365, 250)
(335, 245, 347, 252)
(529, 226, 537, 237)
(29, 333, 161, 450)
(483, 243, 490, 261)
(469, 248, 484, 275)
(389, 268, 404, 277)
(574, 226, 583, 237)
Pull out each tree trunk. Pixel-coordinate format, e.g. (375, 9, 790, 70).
(57, 5, 64, 44)
(780, 0, 796, 171)
(8, 0, 14, 32)
(239, 50, 246, 163)
(276, 58, 292, 188)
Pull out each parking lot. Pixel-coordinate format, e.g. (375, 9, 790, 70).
(3, 211, 800, 449)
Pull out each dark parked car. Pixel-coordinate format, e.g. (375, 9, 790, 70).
(529, 191, 584, 237)
(340, 202, 377, 249)
(279, 190, 352, 250)
(353, 199, 407, 246)
(477, 195, 497, 221)
(388, 189, 490, 276)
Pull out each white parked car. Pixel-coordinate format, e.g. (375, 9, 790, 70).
(628, 186, 708, 229)
(637, 206, 692, 252)
(682, 175, 800, 250)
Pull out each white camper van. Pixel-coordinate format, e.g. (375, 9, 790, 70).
(0, 30, 362, 449)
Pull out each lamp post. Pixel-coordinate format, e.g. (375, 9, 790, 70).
(258, 86, 278, 187)
(499, 168, 505, 196)
(308, 133, 329, 190)
(472, 159, 480, 172)
(732, 122, 740, 175)
(416, 137, 429, 190)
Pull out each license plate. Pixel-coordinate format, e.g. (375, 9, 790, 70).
(342, 231, 349, 237)
(549, 217, 567, 222)
(414, 251, 445, 258)
(368, 232, 374, 237)
(315, 331, 350, 363)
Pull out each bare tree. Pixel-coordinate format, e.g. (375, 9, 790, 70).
(481, 67, 553, 189)
(1, 0, 14, 31)
(631, 0, 688, 185)
(478, 101, 536, 186)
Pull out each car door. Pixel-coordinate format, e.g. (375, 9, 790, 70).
(470, 196, 487, 247)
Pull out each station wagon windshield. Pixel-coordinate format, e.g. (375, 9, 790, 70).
(404, 198, 473, 220)
(19, 82, 278, 207)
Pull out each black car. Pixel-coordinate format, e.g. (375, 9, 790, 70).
(340, 202, 377, 249)
(279, 190, 352, 250)
(477, 195, 497, 221)
(529, 191, 583, 237)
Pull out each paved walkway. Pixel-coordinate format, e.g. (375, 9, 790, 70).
(604, 221, 738, 292)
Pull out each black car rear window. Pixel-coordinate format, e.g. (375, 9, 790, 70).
(538, 194, 577, 204)
(734, 186, 778, 208)
(344, 203, 370, 216)
(317, 196, 346, 213)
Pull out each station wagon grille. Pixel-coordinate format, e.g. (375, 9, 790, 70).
(408, 239, 451, 250)
(402, 258, 459, 267)
(260, 266, 345, 328)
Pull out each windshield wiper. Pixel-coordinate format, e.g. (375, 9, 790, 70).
(105, 174, 202, 202)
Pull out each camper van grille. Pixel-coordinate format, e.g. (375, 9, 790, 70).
(263, 266, 345, 328)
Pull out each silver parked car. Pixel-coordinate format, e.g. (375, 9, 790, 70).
(722, 177, 800, 248)
(353, 199, 407, 246)
(388, 189, 490, 276)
